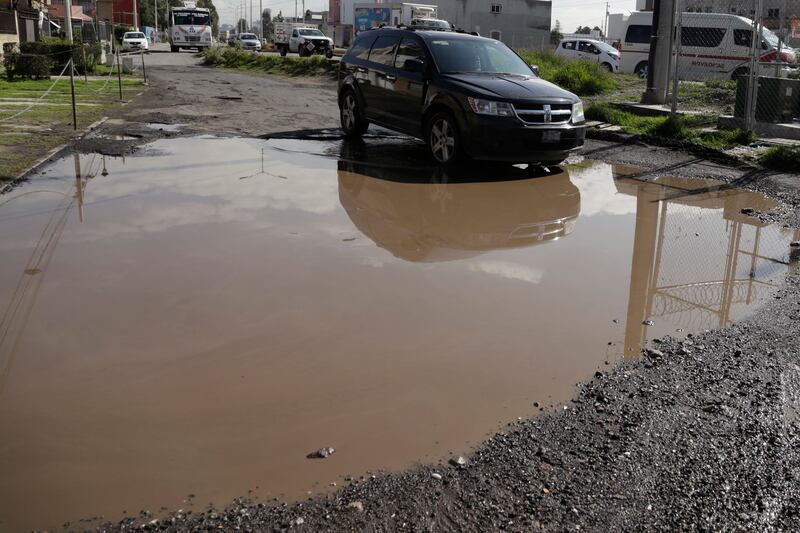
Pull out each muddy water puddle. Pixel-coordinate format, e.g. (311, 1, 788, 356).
(0, 137, 796, 530)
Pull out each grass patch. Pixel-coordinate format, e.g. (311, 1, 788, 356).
(516, 50, 618, 96)
(677, 79, 737, 112)
(0, 77, 144, 181)
(585, 102, 755, 150)
(203, 46, 331, 76)
(759, 146, 800, 171)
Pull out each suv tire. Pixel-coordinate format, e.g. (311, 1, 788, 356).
(426, 111, 461, 165)
(279, 46, 287, 57)
(340, 90, 369, 137)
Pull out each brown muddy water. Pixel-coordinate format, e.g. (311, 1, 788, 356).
(0, 136, 795, 531)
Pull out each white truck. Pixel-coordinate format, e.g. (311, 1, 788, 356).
(352, 3, 440, 32)
(274, 22, 334, 58)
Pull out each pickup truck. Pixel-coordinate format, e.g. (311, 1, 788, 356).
(274, 23, 334, 58)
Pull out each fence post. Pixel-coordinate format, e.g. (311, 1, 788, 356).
(69, 58, 77, 130)
(81, 45, 88, 82)
(670, 0, 683, 117)
(117, 49, 123, 101)
(140, 49, 147, 84)
(744, 0, 764, 131)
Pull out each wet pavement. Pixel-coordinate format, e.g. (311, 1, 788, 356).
(0, 136, 795, 531)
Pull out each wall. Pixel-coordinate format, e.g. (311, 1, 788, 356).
(437, 0, 551, 49)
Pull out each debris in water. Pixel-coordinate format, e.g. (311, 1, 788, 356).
(740, 207, 755, 215)
(642, 320, 655, 326)
(307, 447, 335, 459)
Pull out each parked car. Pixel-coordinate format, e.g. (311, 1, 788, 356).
(555, 38, 619, 72)
(122, 32, 149, 52)
(274, 23, 334, 57)
(337, 28, 586, 165)
(233, 33, 262, 51)
(620, 11, 796, 80)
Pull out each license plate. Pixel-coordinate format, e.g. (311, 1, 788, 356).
(541, 130, 561, 143)
(307, 42, 315, 51)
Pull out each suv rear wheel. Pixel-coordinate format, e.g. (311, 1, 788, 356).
(427, 111, 461, 164)
(340, 91, 369, 137)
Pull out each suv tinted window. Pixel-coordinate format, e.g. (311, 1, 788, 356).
(369, 35, 400, 66)
(625, 24, 651, 43)
(348, 34, 376, 60)
(394, 37, 424, 68)
(562, 41, 576, 50)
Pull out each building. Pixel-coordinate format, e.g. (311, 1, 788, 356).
(332, 0, 551, 48)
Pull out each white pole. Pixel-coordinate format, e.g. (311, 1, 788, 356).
(259, 0, 263, 40)
(154, 0, 158, 44)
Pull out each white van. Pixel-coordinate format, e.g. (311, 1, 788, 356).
(555, 38, 620, 72)
(620, 11, 795, 80)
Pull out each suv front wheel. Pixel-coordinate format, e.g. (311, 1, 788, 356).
(427, 111, 461, 164)
(340, 90, 369, 137)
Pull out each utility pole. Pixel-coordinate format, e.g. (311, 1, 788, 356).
(259, 0, 263, 40)
(249, 0, 252, 32)
(64, 0, 77, 130)
(64, 0, 73, 41)
(642, 0, 675, 104)
(133, 0, 139, 30)
(154, 0, 158, 45)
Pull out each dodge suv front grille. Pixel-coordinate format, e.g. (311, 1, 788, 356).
(513, 103, 572, 124)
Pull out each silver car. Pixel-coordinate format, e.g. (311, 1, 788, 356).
(236, 33, 261, 51)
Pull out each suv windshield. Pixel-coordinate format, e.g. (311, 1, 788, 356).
(429, 38, 533, 76)
(240, 34, 256, 39)
(124, 33, 145, 39)
(299, 29, 324, 36)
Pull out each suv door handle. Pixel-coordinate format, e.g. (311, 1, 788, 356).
(384, 74, 396, 81)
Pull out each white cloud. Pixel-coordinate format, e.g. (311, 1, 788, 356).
(469, 260, 544, 284)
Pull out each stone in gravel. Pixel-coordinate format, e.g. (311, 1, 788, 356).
(293, 517, 305, 526)
(449, 456, 467, 467)
(431, 473, 443, 480)
(347, 501, 364, 512)
(307, 447, 335, 459)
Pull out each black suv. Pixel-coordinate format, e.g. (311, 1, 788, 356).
(337, 28, 586, 165)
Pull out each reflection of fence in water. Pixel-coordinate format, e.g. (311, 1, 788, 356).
(648, 200, 789, 331)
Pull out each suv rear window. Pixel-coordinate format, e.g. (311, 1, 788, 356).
(369, 35, 400, 66)
(625, 24, 651, 44)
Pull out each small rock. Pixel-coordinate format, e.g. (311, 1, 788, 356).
(642, 320, 655, 326)
(431, 473, 443, 480)
(307, 447, 335, 459)
(449, 456, 467, 467)
(293, 517, 305, 526)
(347, 501, 364, 512)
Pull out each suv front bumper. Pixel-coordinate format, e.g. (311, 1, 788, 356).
(460, 115, 586, 163)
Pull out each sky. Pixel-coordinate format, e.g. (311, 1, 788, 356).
(215, 0, 638, 36)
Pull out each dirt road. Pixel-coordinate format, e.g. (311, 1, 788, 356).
(4, 50, 800, 532)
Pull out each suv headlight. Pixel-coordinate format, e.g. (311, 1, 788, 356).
(572, 102, 585, 123)
(468, 97, 514, 117)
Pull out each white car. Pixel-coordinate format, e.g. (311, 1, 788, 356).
(236, 33, 262, 51)
(555, 38, 619, 72)
(122, 32, 149, 52)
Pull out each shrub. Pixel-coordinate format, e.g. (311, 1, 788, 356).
(759, 146, 800, 171)
(2, 42, 18, 56)
(4, 53, 53, 80)
(516, 50, 618, 96)
(203, 45, 331, 76)
(17, 41, 100, 75)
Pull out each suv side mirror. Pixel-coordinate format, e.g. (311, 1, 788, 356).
(529, 64, 540, 76)
(403, 58, 425, 73)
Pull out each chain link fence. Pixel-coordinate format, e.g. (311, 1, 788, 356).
(663, 0, 800, 130)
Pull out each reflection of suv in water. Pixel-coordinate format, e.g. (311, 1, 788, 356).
(338, 28, 586, 165)
(337, 140, 581, 262)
